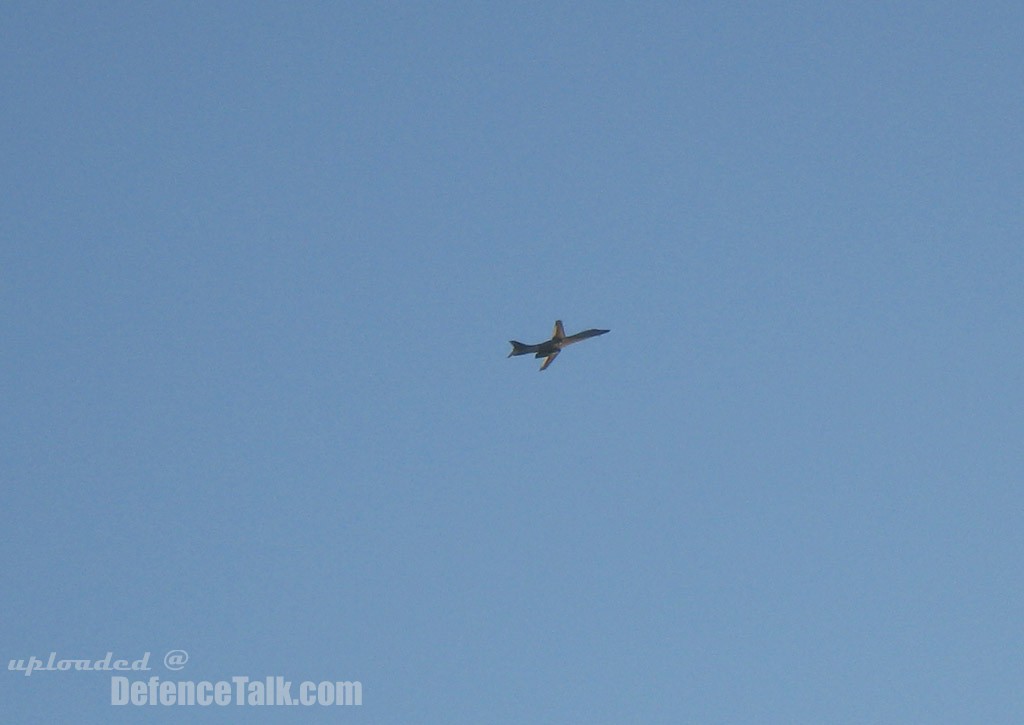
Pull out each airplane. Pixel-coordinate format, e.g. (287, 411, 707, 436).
(508, 320, 610, 371)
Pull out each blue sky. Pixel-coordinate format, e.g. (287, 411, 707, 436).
(3, 2, 1023, 722)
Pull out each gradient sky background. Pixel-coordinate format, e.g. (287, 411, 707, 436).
(3, 2, 1023, 723)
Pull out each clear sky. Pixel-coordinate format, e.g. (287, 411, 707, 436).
(3, 2, 1023, 723)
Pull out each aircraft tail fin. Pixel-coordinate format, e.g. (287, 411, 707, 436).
(508, 341, 533, 357)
